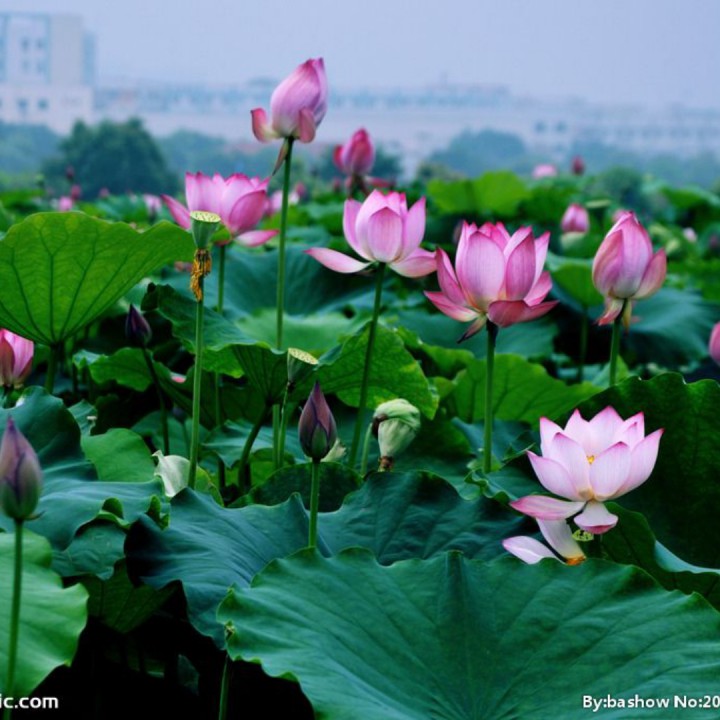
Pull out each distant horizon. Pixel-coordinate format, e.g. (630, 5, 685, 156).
(5, 0, 720, 110)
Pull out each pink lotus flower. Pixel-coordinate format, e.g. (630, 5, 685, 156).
(0, 330, 33, 388)
(532, 164, 557, 179)
(503, 519, 586, 565)
(592, 211, 666, 325)
(561, 203, 589, 234)
(0, 418, 42, 521)
(57, 196, 74, 212)
(424, 222, 557, 340)
(334, 129, 375, 176)
(298, 382, 337, 461)
(162, 172, 277, 247)
(306, 190, 436, 278)
(252, 58, 328, 144)
(710, 322, 720, 365)
(511, 406, 663, 535)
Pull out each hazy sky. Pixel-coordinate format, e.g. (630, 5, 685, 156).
(10, 0, 720, 108)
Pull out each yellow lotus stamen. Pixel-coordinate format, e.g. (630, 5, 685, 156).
(566, 556, 587, 566)
(586, 454, 595, 464)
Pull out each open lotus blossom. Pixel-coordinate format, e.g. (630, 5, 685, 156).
(425, 221, 557, 340)
(252, 58, 328, 144)
(592, 211, 666, 326)
(503, 519, 586, 565)
(0, 329, 33, 388)
(306, 190, 436, 277)
(334, 128, 375, 176)
(511, 406, 663, 535)
(561, 203, 590, 234)
(162, 172, 277, 247)
(710, 322, 720, 365)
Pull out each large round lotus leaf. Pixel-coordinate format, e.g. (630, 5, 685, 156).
(0, 212, 194, 344)
(127, 472, 524, 644)
(220, 550, 720, 720)
(0, 388, 166, 552)
(0, 531, 88, 696)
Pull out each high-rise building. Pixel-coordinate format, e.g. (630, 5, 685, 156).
(0, 12, 95, 131)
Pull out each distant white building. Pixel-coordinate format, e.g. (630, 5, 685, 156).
(0, 12, 95, 132)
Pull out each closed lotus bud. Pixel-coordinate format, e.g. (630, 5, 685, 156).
(334, 129, 375, 176)
(561, 203, 590, 234)
(571, 156, 585, 176)
(592, 211, 667, 326)
(298, 382, 337, 461)
(125, 304, 152, 346)
(70, 184, 82, 201)
(0, 418, 43, 521)
(287, 348, 319, 391)
(372, 399, 421, 470)
(251, 58, 328, 144)
(0, 329, 34, 388)
(710, 322, 720, 365)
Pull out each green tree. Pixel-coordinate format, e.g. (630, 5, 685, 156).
(428, 129, 530, 177)
(43, 119, 178, 198)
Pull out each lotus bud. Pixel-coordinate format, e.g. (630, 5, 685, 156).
(710, 322, 720, 365)
(0, 418, 43, 521)
(571, 156, 585, 176)
(287, 348, 318, 392)
(125, 304, 152, 347)
(0, 330, 34, 389)
(592, 212, 667, 326)
(561, 204, 589, 234)
(298, 382, 337, 461)
(372, 399, 421, 470)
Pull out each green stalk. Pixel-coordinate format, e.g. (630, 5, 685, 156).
(483, 322, 498, 476)
(4, 521, 23, 720)
(276, 139, 295, 350)
(216, 244, 227, 315)
(273, 139, 295, 469)
(188, 283, 205, 490)
(215, 244, 228, 487)
(237, 406, 268, 493)
(218, 654, 231, 720)
(348, 263, 386, 468)
(359, 421, 374, 476)
(276, 389, 292, 471)
(45, 343, 59, 394)
(308, 459, 321, 548)
(577, 304, 588, 383)
(141, 346, 170, 456)
(608, 301, 626, 387)
(2, 386, 12, 409)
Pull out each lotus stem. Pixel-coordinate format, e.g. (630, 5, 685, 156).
(4, 520, 23, 720)
(348, 262, 386, 468)
(218, 654, 231, 720)
(188, 280, 205, 490)
(216, 244, 227, 316)
(483, 321, 498, 475)
(608, 301, 626, 387)
(308, 459, 321, 548)
(359, 421, 374, 476)
(275, 388, 292, 471)
(238, 406, 269, 493)
(45, 343, 60, 394)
